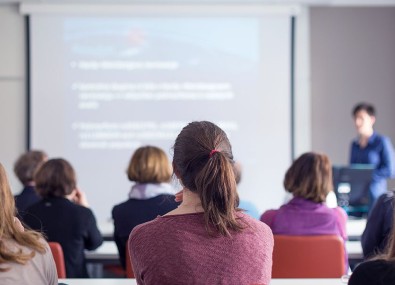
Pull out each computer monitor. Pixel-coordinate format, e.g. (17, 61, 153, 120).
(332, 165, 374, 215)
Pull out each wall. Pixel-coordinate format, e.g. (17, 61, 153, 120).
(310, 7, 395, 169)
(3, 4, 395, 194)
(0, 4, 26, 192)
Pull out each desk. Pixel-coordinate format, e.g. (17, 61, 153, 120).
(346, 240, 363, 260)
(85, 241, 118, 263)
(59, 278, 344, 285)
(98, 222, 114, 241)
(346, 218, 366, 241)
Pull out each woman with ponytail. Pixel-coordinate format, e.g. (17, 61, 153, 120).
(0, 163, 57, 284)
(128, 121, 273, 285)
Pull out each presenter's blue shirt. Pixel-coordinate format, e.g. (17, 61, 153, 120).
(350, 132, 395, 199)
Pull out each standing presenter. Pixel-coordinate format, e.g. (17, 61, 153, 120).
(350, 102, 395, 208)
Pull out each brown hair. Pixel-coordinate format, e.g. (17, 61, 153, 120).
(14, 150, 47, 185)
(0, 163, 46, 271)
(127, 146, 172, 183)
(34, 158, 76, 198)
(284, 152, 332, 203)
(173, 121, 242, 236)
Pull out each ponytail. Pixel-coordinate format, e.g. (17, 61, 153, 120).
(195, 152, 243, 236)
(173, 121, 245, 237)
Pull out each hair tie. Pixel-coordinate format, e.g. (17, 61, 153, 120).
(209, 149, 219, 158)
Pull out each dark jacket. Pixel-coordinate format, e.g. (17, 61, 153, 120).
(14, 186, 41, 213)
(23, 197, 103, 278)
(112, 194, 178, 268)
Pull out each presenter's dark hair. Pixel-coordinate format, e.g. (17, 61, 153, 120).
(14, 150, 47, 185)
(172, 121, 242, 236)
(352, 102, 376, 117)
(284, 152, 332, 203)
(34, 158, 76, 198)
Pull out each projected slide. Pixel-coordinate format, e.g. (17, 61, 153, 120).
(30, 13, 291, 222)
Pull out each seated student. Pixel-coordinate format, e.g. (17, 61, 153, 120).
(112, 146, 178, 269)
(128, 121, 274, 285)
(13, 150, 47, 213)
(260, 152, 348, 272)
(0, 162, 57, 285)
(23, 158, 103, 278)
(348, 205, 395, 284)
(361, 191, 394, 258)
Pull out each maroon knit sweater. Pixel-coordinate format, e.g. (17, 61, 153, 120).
(128, 212, 273, 285)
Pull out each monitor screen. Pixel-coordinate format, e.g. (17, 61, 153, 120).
(333, 165, 374, 214)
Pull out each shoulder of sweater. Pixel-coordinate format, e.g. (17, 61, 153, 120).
(129, 216, 162, 240)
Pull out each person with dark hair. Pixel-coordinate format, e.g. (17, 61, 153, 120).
(13, 150, 47, 213)
(260, 152, 348, 273)
(23, 158, 103, 278)
(350, 102, 395, 208)
(348, 204, 395, 284)
(0, 162, 57, 284)
(112, 146, 178, 269)
(361, 191, 395, 258)
(128, 121, 273, 285)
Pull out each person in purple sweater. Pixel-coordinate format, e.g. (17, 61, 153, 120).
(260, 152, 348, 272)
(129, 121, 274, 285)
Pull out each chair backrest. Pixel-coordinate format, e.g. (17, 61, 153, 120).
(48, 242, 66, 278)
(125, 242, 135, 278)
(272, 235, 345, 278)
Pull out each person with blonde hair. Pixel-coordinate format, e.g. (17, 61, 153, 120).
(23, 158, 103, 278)
(13, 150, 47, 213)
(0, 163, 57, 284)
(112, 146, 178, 269)
(128, 121, 273, 285)
(260, 152, 348, 272)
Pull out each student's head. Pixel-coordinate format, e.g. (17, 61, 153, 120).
(284, 152, 332, 203)
(172, 121, 242, 236)
(127, 146, 172, 184)
(34, 158, 76, 198)
(14, 150, 47, 186)
(352, 102, 376, 136)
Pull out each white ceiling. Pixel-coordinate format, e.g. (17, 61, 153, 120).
(1, 0, 395, 6)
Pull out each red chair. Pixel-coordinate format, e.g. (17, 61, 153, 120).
(125, 243, 135, 278)
(272, 235, 345, 278)
(48, 242, 66, 278)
